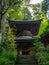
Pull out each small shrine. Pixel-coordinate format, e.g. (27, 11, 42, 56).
(8, 19, 42, 65)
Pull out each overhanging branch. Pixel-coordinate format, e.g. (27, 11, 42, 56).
(1, 1, 22, 17)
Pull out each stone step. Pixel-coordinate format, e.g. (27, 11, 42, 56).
(15, 55, 38, 65)
(18, 55, 35, 58)
(18, 58, 36, 63)
(16, 63, 36, 65)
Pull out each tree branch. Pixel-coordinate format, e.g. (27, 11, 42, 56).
(1, 1, 21, 16)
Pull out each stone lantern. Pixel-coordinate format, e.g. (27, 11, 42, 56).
(8, 19, 42, 65)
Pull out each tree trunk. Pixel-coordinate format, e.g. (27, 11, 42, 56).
(1, 13, 6, 43)
(1, 0, 7, 43)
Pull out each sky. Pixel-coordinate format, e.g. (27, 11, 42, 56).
(30, 0, 43, 4)
(28, 7, 34, 18)
(22, 0, 43, 18)
(28, 0, 43, 18)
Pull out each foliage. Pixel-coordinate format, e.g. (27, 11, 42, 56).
(7, 7, 24, 20)
(41, 0, 49, 14)
(22, 7, 31, 20)
(34, 41, 49, 65)
(0, 0, 22, 17)
(0, 24, 17, 65)
(7, 1, 31, 20)
(0, 0, 29, 17)
(38, 18, 48, 36)
(33, 3, 49, 63)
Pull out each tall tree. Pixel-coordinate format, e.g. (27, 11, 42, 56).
(0, 0, 22, 43)
(41, 0, 49, 14)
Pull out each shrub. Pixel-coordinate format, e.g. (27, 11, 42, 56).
(34, 41, 49, 65)
(0, 24, 17, 65)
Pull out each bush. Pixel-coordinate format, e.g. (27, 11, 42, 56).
(34, 41, 49, 65)
(0, 24, 17, 65)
